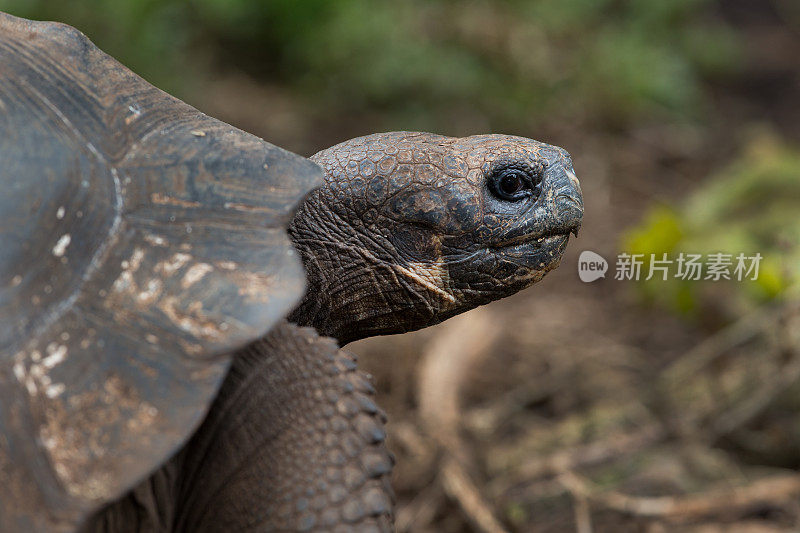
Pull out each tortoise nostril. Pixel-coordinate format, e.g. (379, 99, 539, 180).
(555, 193, 583, 212)
(565, 168, 580, 189)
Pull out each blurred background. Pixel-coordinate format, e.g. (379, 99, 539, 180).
(4, 1, 800, 531)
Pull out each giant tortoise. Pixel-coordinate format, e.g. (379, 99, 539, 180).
(0, 12, 584, 532)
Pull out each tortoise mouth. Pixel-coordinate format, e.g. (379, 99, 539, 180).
(490, 228, 574, 250)
(495, 232, 570, 256)
(474, 232, 571, 289)
(492, 234, 572, 269)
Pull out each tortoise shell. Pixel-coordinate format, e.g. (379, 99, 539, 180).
(0, 13, 321, 530)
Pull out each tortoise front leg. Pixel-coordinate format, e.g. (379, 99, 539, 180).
(84, 321, 393, 532)
(174, 321, 394, 532)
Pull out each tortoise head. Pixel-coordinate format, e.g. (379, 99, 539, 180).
(288, 131, 583, 344)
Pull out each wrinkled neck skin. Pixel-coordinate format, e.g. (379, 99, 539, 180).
(288, 196, 475, 345)
(287, 131, 583, 345)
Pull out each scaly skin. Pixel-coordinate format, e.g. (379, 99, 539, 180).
(85, 131, 582, 532)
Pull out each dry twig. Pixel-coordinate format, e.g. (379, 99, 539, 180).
(558, 470, 800, 520)
(418, 308, 508, 533)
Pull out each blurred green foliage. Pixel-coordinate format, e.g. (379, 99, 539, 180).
(0, 0, 741, 130)
(624, 132, 800, 317)
(0, 0, 195, 91)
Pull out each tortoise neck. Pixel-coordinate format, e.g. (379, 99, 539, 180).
(287, 195, 442, 345)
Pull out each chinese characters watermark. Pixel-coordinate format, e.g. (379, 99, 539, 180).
(579, 251, 762, 283)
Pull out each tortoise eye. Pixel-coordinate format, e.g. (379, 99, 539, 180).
(499, 172, 524, 196)
(490, 168, 536, 201)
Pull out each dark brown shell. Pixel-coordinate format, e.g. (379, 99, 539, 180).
(0, 13, 321, 531)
